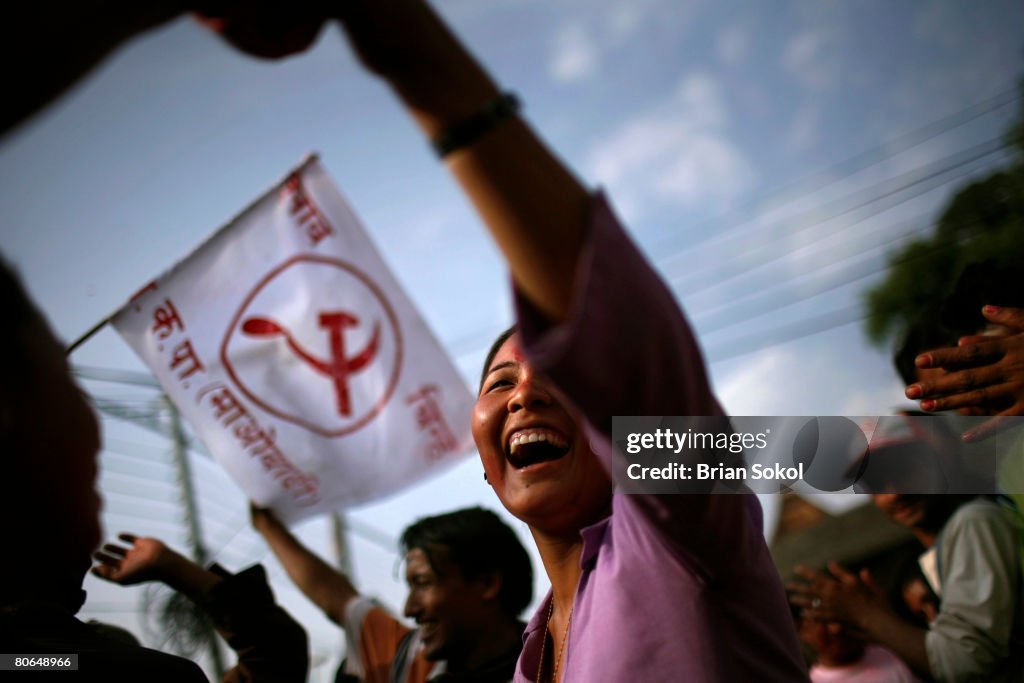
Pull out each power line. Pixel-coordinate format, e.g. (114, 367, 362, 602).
(673, 155, 1001, 311)
(699, 222, 982, 364)
(706, 303, 867, 364)
(689, 202, 1000, 336)
(668, 137, 1010, 295)
(72, 89, 1020, 548)
(653, 85, 1020, 260)
(449, 141, 1008, 368)
(614, 137, 1014, 359)
(699, 214, 986, 360)
(446, 89, 1020, 361)
(690, 222, 933, 335)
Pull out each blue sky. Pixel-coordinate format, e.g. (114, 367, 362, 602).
(2, 0, 1022, 679)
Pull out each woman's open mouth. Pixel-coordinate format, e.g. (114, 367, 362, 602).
(506, 428, 570, 469)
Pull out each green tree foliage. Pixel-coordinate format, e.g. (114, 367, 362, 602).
(864, 85, 1024, 347)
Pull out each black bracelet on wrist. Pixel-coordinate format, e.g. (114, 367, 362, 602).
(431, 92, 521, 158)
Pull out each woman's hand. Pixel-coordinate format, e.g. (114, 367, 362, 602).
(193, 2, 331, 60)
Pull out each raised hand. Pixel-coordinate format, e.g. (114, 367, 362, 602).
(91, 533, 177, 586)
(249, 501, 281, 531)
(92, 533, 220, 598)
(193, 3, 332, 60)
(907, 305, 1024, 441)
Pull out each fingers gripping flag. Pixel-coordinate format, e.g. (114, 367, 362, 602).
(112, 156, 474, 522)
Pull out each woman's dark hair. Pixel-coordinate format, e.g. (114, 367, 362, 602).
(478, 326, 517, 392)
(401, 506, 533, 618)
(1, 257, 41, 426)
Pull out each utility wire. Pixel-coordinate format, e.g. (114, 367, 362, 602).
(673, 153, 1004, 309)
(653, 85, 1020, 260)
(701, 219, 979, 360)
(76, 90, 1020, 557)
(444, 85, 1020, 357)
(449, 143, 1006, 368)
(701, 229, 979, 363)
(707, 304, 867, 364)
(447, 139, 1014, 361)
(668, 137, 1010, 294)
(691, 224, 933, 335)
(689, 202, 996, 335)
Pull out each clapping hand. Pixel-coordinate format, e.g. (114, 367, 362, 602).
(788, 562, 889, 633)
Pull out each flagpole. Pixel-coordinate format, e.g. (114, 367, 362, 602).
(65, 315, 111, 356)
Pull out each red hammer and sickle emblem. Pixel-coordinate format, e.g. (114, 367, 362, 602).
(241, 312, 381, 417)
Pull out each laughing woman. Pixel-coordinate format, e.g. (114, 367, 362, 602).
(205, 1, 810, 681)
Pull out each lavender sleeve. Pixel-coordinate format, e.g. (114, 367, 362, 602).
(514, 192, 724, 430)
(514, 192, 760, 569)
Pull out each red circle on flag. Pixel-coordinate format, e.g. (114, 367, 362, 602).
(221, 255, 403, 437)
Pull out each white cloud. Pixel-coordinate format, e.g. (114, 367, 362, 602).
(550, 24, 598, 83)
(716, 344, 902, 417)
(589, 118, 682, 186)
(716, 25, 750, 65)
(781, 30, 835, 90)
(653, 136, 754, 206)
(912, 3, 963, 51)
(550, 0, 704, 84)
(718, 348, 802, 415)
(676, 72, 727, 128)
(603, 0, 698, 44)
(606, 5, 643, 42)
(784, 101, 821, 153)
(586, 71, 754, 217)
(398, 205, 457, 248)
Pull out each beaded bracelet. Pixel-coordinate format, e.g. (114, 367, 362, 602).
(431, 92, 521, 158)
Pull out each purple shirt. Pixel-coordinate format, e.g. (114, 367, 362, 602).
(512, 193, 808, 682)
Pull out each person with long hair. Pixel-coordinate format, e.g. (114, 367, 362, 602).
(6, 1, 810, 679)
(199, 2, 810, 680)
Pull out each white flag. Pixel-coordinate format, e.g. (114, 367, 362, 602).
(112, 156, 474, 523)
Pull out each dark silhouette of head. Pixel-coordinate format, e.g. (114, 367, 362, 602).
(1, 257, 103, 611)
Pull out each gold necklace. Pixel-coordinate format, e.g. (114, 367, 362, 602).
(536, 600, 573, 682)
